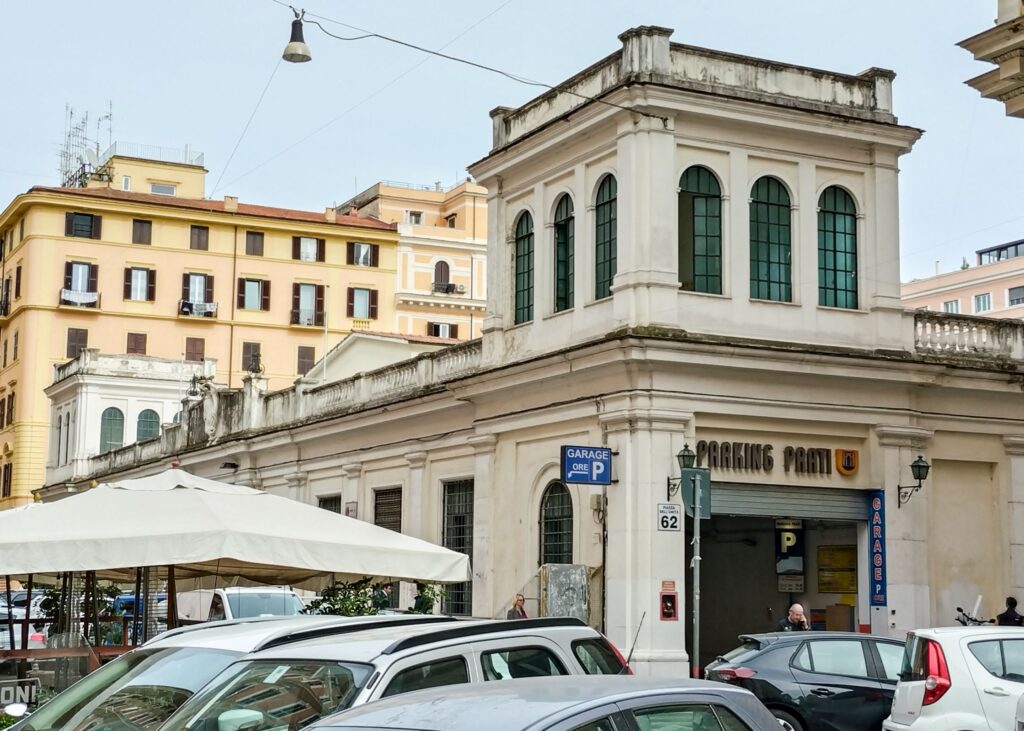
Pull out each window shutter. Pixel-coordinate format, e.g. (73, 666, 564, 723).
(205, 275, 214, 303)
(261, 280, 271, 311)
(64, 213, 74, 237)
(147, 268, 157, 301)
(427, 322, 437, 337)
(237, 278, 245, 308)
(88, 264, 98, 292)
(451, 324, 459, 339)
(291, 283, 301, 325)
(14, 266, 21, 299)
(91, 215, 102, 240)
(370, 244, 379, 267)
(315, 284, 325, 326)
(317, 238, 325, 262)
(292, 237, 300, 260)
(63, 262, 73, 290)
(368, 289, 378, 319)
(182, 273, 190, 301)
(123, 268, 132, 299)
(346, 287, 354, 318)
(346, 243, 354, 265)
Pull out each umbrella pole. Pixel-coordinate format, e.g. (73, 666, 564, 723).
(20, 574, 32, 654)
(4, 575, 13, 652)
(166, 566, 177, 630)
(90, 571, 100, 648)
(132, 568, 142, 647)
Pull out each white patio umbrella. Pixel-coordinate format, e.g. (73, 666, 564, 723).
(0, 469, 469, 588)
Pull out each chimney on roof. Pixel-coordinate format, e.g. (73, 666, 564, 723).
(348, 206, 358, 217)
(324, 207, 336, 223)
(434, 181, 443, 192)
(224, 195, 238, 212)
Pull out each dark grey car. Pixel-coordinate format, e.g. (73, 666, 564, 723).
(310, 675, 781, 731)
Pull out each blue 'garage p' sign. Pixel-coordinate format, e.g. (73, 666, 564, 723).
(560, 445, 612, 485)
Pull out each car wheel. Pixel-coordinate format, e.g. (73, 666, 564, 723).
(771, 709, 804, 731)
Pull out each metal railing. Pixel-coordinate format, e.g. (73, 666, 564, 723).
(290, 308, 320, 326)
(178, 300, 218, 318)
(59, 289, 100, 307)
(98, 142, 204, 167)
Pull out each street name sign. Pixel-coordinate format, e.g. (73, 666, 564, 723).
(657, 503, 681, 531)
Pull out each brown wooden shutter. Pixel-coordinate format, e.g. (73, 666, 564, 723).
(368, 289, 378, 319)
(315, 284, 325, 326)
(147, 269, 157, 301)
(237, 278, 245, 308)
(186, 337, 205, 362)
(14, 266, 21, 299)
(182, 273, 190, 301)
(346, 243, 354, 265)
(64, 262, 73, 290)
(87, 264, 98, 292)
(346, 287, 355, 318)
(451, 324, 459, 339)
(64, 213, 74, 236)
(292, 237, 300, 260)
(291, 283, 301, 325)
(123, 268, 133, 299)
(91, 215, 102, 240)
(316, 238, 325, 262)
(261, 280, 271, 311)
(372, 244, 380, 267)
(205, 275, 214, 304)
(7, 393, 14, 425)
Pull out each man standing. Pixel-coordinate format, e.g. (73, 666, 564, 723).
(506, 593, 528, 620)
(997, 597, 1024, 626)
(776, 603, 809, 632)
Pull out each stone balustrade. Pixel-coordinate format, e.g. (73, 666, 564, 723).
(914, 311, 1024, 361)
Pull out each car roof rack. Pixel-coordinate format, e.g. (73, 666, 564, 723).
(150, 616, 301, 643)
(380, 616, 587, 655)
(255, 615, 458, 651)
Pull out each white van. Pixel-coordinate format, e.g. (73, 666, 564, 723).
(177, 587, 305, 623)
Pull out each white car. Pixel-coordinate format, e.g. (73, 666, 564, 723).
(885, 626, 1024, 731)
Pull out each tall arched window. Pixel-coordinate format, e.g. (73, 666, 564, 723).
(678, 166, 723, 294)
(539, 481, 573, 565)
(553, 194, 574, 312)
(63, 412, 71, 464)
(99, 407, 124, 453)
(749, 177, 792, 302)
(514, 212, 534, 324)
(54, 414, 63, 466)
(137, 409, 161, 441)
(594, 176, 617, 300)
(818, 186, 858, 309)
(433, 260, 450, 287)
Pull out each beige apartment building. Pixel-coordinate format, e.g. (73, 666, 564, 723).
(340, 181, 487, 339)
(902, 238, 1024, 317)
(0, 143, 399, 508)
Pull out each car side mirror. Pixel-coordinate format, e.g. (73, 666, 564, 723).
(218, 709, 264, 731)
(3, 703, 29, 719)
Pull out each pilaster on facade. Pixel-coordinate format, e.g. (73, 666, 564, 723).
(468, 433, 498, 617)
(1003, 436, 1024, 600)
(284, 470, 308, 504)
(403, 451, 428, 540)
(340, 463, 363, 520)
(874, 425, 934, 449)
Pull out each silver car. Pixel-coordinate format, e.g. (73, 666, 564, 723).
(310, 675, 781, 731)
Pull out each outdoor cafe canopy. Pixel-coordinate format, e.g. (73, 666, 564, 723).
(0, 469, 470, 588)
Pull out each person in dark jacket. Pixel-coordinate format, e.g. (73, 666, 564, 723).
(776, 603, 809, 632)
(997, 597, 1024, 626)
(506, 593, 527, 620)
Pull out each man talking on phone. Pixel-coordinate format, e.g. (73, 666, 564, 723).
(777, 603, 810, 631)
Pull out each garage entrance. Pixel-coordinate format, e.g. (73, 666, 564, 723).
(684, 483, 870, 671)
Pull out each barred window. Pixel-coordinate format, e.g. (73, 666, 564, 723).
(540, 482, 573, 565)
(513, 213, 534, 324)
(818, 186, 858, 309)
(679, 166, 722, 294)
(594, 176, 617, 300)
(553, 194, 574, 312)
(442, 479, 474, 615)
(318, 495, 342, 513)
(749, 177, 792, 302)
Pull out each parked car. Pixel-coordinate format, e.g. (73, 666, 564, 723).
(705, 631, 905, 731)
(159, 617, 631, 731)
(3, 614, 455, 731)
(177, 587, 304, 623)
(306, 675, 781, 731)
(886, 626, 1024, 731)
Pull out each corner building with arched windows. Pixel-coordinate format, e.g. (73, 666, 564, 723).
(58, 27, 1024, 676)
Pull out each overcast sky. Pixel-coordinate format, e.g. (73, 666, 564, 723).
(0, 1, 1016, 281)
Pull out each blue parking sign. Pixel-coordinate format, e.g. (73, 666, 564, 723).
(560, 446, 612, 485)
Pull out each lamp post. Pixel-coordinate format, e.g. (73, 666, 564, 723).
(897, 455, 931, 508)
(676, 445, 705, 679)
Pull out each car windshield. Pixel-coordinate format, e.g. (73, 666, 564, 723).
(161, 660, 374, 731)
(11, 647, 241, 731)
(225, 593, 305, 618)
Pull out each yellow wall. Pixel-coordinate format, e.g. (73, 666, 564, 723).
(89, 156, 207, 199)
(0, 186, 398, 507)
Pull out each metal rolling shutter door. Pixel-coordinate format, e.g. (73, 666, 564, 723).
(711, 483, 870, 522)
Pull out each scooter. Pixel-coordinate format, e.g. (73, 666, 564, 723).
(955, 595, 995, 626)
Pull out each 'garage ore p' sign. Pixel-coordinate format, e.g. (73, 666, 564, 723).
(560, 445, 612, 485)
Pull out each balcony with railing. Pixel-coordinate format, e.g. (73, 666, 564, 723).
(178, 300, 218, 318)
(98, 142, 204, 167)
(914, 311, 1024, 361)
(432, 282, 467, 294)
(59, 289, 100, 308)
(290, 308, 323, 327)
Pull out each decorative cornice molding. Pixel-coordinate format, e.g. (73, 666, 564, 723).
(467, 434, 498, 455)
(599, 409, 694, 434)
(284, 470, 308, 488)
(875, 425, 934, 448)
(404, 451, 428, 468)
(1004, 435, 1024, 456)
(341, 463, 363, 479)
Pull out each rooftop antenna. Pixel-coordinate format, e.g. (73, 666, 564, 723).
(96, 101, 113, 155)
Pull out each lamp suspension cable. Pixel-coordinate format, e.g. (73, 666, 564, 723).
(272, 0, 669, 126)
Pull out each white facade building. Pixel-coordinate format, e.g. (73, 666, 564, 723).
(43, 349, 216, 489)
(54, 27, 1024, 677)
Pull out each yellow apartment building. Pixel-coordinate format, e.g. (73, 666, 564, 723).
(340, 180, 487, 339)
(0, 144, 398, 508)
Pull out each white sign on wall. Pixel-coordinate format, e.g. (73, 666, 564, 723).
(657, 503, 681, 531)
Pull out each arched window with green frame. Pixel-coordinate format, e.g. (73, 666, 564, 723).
(99, 407, 124, 453)
(553, 194, 574, 312)
(539, 481, 573, 565)
(137, 409, 161, 441)
(749, 177, 792, 302)
(594, 175, 617, 300)
(678, 166, 723, 294)
(513, 212, 534, 324)
(817, 186, 858, 309)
